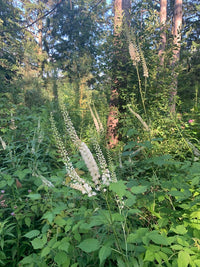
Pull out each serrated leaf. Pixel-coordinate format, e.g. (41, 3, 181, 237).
(109, 180, 127, 198)
(54, 216, 67, 227)
(78, 238, 100, 253)
(131, 185, 147, 194)
(25, 217, 31, 227)
(148, 232, 168, 246)
(171, 225, 187, 235)
(42, 212, 55, 223)
(178, 250, 190, 267)
(144, 250, 154, 262)
(127, 228, 149, 244)
(27, 193, 41, 200)
(31, 238, 45, 249)
(24, 230, 40, 239)
(99, 246, 111, 265)
(54, 251, 70, 265)
(41, 246, 51, 257)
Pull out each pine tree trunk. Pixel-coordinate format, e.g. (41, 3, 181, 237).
(169, 0, 182, 114)
(159, 0, 167, 65)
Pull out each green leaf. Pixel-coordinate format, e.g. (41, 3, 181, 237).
(54, 216, 67, 227)
(117, 257, 125, 267)
(14, 169, 31, 180)
(27, 193, 41, 200)
(109, 180, 127, 198)
(42, 212, 55, 223)
(31, 238, 46, 249)
(127, 228, 149, 244)
(99, 246, 111, 265)
(41, 246, 51, 258)
(147, 232, 169, 246)
(125, 195, 136, 207)
(131, 185, 147, 194)
(178, 251, 190, 267)
(78, 238, 100, 253)
(0, 180, 7, 188)
(25, 217, 31, 227)
(58, 238, 70, 253)
(24, 230, 40, 239)
(170, 225, 187, 235)
(144, 250, 154, 262)
(54, 251, 70, 266)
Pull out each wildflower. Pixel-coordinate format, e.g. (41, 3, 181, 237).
(1, 190, 5, 194)
(11, 212, 15, 216)
(1, 200, 6, 207)
(129, 42, 140, 66)
(28, 189, 32, 193)
(0, 137, 6, 150)
(188, 119, 194, 124)
(79, 142, 100, 186)
(14, 205, 17, 209)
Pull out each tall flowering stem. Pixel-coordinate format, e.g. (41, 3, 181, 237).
(50, 113, 96, 197)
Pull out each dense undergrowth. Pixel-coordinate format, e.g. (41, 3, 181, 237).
(1, 95, 200, 267)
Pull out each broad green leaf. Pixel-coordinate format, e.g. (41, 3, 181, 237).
(144, 250, 154, 262)
(171, 245, 183, 250)
(27, 193, 41, 200)
(58, 238, 70, 253)
(42, 212, 55, 223)
(0, 180, 7, 188)
(99, 246, 111, 265)
(25, 217, 31, 227)
(31, 238, 45, 249)
(41, 246, 51, 257)
(127, 228, 149, 244)
(178, 251, 190, 267)
(147, 232, 169, 246)
(24, 230, 40, 239)
(125, 195, 136, 207)
(54, 216, 67, 227)
(54, 251, 70, 266)
(14, 169, 31, 180)
(170, 225, 187, 235)
(117, 257, 125, 267)
(131, 185, 147, 194)
(109, 180, 127, 198)
(78, 238, 100, 253)
(112, 213, 124, 222)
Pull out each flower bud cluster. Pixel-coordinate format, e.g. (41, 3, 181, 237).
(50, 113, 96, 197)
(0, 193, 7, 208)
(139, 45, 149, 78)
(93, 140, 112, 186)
(79, 142, 100, 187)
(129, 42, 140, 66)
(61, 106, 79, 143)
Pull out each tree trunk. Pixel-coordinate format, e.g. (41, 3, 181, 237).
(38, 16, 43, 76)
(106, 0, 130, 148)
(169, 0, 182, 114)
(159, 0, 167, 65)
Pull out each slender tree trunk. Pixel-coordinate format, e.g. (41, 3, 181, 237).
(106, 0, 130, 148)
(159, 0, 167, 65)
(38, 13, 43, 76)
(169, 0, 182, 114)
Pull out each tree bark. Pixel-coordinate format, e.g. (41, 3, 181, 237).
(169, 0, 182, 114)
(159, 0, 167, 65)
(106, 0, 130, 148)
